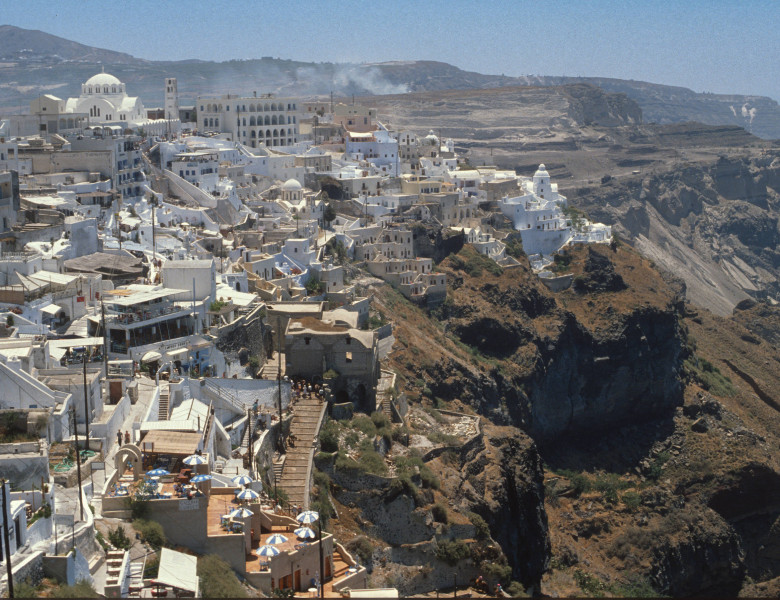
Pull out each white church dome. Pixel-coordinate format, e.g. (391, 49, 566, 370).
(424, 130, 439, 145)
(84, 72, 122, 87)
(534, 164, 550, 177)
(282, 178, 302, 191)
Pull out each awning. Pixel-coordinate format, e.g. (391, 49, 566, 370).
(49, 347, 67, 361)
(154, 548, 199, 594)
(141, 351, 162, 362)
(41, 304, 63, 316)
(166, 348, 189, 358)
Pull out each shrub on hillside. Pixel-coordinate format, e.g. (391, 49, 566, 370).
(108, 524, 131, 550)
(198, 555, 247, 598)
(434, 539, 471, 566)
(134, 519, 166, 549)
(52, 580, 99, 598)
(319, 419, 340, 453)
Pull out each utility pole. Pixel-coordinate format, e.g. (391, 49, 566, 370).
(246, 407, 252, 479)
(71, 408, 84, 522)
(82, 353, 90, 451)
(151, 198, 157, 265)
(276, 316, 284, 454)
(101, 301, 108, 380)
(1, 479, 14, 598)
(318, 519, 325, 599)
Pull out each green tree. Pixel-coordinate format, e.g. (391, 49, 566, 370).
(323, 203, 337, 227)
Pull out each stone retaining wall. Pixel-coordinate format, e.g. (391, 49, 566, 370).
(0, 551, 44, 594)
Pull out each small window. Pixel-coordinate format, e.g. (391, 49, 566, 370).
(305, 337, 311, 345)
(345, 351, 352, 363)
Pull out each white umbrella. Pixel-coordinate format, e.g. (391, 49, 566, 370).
(266, 533, 288, 545)
(190, 474, 212, 483)
(232, 475, 253, 486)
(236, 488, 260, 501)
(296, 510, 319, 524)
(183, 453, 207, 475)
(294, 526, 316, 539)
(255, 544, 280, 557)
(229, 507, 254, 519)
(146, 468, 169, 477)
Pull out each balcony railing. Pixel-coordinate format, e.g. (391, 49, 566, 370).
(106, 304, 188, 325)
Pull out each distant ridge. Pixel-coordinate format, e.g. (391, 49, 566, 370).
(0, 25, 778, 139)
(0, 25, 142, 64)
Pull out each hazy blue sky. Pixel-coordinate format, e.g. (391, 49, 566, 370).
(4, 0, 779, 100)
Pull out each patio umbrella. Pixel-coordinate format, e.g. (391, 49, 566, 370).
(231, 475, 253, 486)
(235, 488, 260, 501)
(255, 544, 280, 558)
(294, 526, 316, 540)
(183, 453, 207, 475)
(266, 533, 288, 545)
(190, 474, 212, 483)
(229, 507, 254, 519)
(296, 510, 319, 524)
(146, 468, 170, 477)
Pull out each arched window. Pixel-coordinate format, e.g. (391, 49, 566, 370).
(242, 118, 246, 126)
(273, 129, 278, 136)
(214, 118, 219, 127)
(112, 86, 116, 93)
(104, 86, 109, 93)
(266, 129, 271, 137)
(88, 86, 92, 94)
(271, 115, 278, 125)
(249, 116, 256, 126)
(249, 104, 255, 112)
(251, 130, 256, 138)
(218, 104, 223, 111)
(271, 103, 277, 111)
(59, 118, 66, 128)
(264, 116, 270, 125)
(242, 105, 246, 111)
(258, 130, 264, 138)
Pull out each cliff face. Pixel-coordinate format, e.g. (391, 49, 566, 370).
(576, 153, 780, 316)
(408, 245, 686, 441)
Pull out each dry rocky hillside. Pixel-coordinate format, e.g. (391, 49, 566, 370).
(366, 85, 780, 317)
(313, 243, 780, 597)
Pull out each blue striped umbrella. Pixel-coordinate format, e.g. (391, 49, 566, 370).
(231, 475, 253, 486)
(235, 488, 260, 501)
(266, 533, 288, 545)
(295, 510, 319, 524)
(255, 544, 280, 557)
(294, 526, 316, 539)
(183, 454, 207, 466)
(229, 507, 254, 519)
(146, 468, 169, 477)
(190, 474, 212, 483)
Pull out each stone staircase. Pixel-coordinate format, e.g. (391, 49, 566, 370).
(278, 395, 327, 510)
(158, 382, 170, 420)
(259, 350, 285, 379)
(239, 416, 251, 453)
